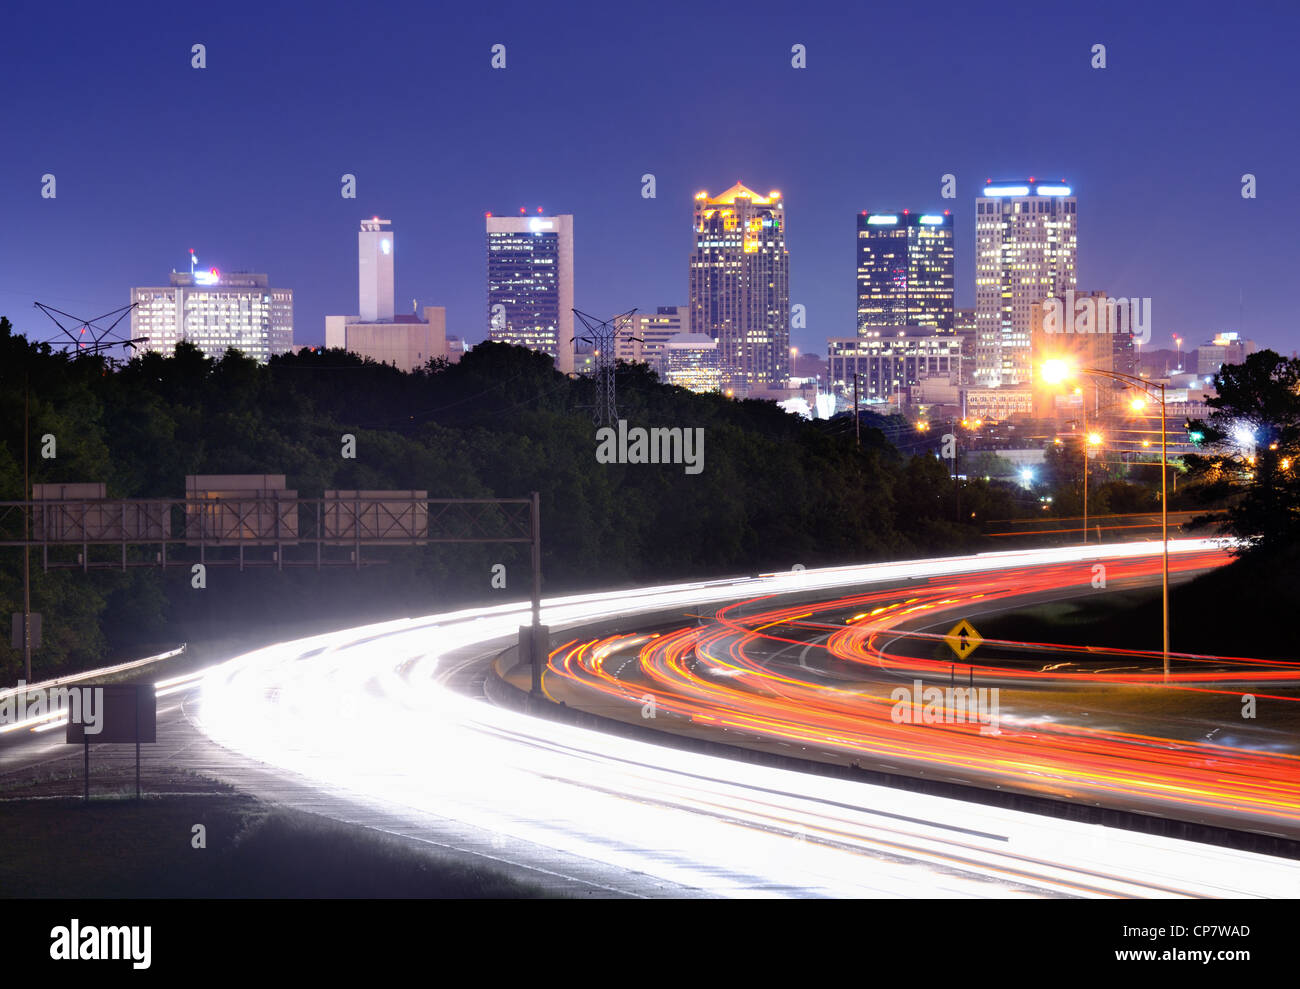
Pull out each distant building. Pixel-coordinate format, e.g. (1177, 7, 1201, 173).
(487, 212, 575, 373)
(615, 306, 688, 375)
(663, 332, 722, 393)
(325, 219, 456, 371)
(1196, 332, 1257, 376)
(953, 306, 976, 385)
(962, 386, 1034, 423)
(856, 211, 954, 333)
(827, 328, 964, 406)
(131, 262, 293, 362)
(688, 183, 789, 393)
(974, 179, 1077, 388)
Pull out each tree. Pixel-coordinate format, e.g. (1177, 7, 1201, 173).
(1184, 350, 1300, 556)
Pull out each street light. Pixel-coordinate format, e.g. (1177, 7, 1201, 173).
(1040, 359, 1171, 683)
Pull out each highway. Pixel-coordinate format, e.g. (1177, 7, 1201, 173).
(186, 539, 1300, 897)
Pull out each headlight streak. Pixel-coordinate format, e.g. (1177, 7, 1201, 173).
(195, 540, 1300, 897)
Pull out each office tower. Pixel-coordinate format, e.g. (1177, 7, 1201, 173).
(1196, 332, 1257, 376)
(827, 328, 964, 406)
(974, 179, 1077, 388)
(856, 211, 954, 332)
(131, 261, 293, 362)
(359, 217, 395, 323)
(486, 212, 575, 373)
(326, 219, 453, 371)
(688, 183, 789, 393)
(615, 306, 688, 374)
(663, 333, 722, 393)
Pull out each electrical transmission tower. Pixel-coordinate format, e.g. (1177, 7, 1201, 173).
(33, 302, 146, 358)
(572, 308, 637, 425)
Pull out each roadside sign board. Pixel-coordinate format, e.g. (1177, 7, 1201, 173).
(65, 684, 156, 744)
(944, 619, 983, 661)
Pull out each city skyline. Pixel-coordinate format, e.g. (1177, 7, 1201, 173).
(1, 3, 1292, 365)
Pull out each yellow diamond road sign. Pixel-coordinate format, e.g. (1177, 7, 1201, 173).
(945, 619, 983, 661)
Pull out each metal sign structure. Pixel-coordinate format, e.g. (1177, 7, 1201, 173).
(2, 491, 549, 695)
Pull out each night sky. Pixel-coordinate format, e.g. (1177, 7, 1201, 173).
(3, 0, 1297, 359)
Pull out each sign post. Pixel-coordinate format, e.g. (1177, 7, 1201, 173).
(66, 684, 156, 801)
(944, 619, 983, 686)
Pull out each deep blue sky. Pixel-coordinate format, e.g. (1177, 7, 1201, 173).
(3, 0, 1297, 358)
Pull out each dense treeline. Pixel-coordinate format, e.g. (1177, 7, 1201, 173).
(0, 317, 1017, 676)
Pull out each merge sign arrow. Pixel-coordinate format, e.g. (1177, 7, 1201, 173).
(944, 619, 983, 661)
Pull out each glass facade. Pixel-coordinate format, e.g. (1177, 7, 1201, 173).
(856, 212, 954, 333)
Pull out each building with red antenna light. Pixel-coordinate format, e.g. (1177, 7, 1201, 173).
(486, 211, 575, 374)
(130, 255, 293, 361)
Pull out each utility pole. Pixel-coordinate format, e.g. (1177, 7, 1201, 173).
(573, 308, 637, 426)
(22, 372, 31, 682)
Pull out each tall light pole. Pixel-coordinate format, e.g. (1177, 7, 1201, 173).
(1041, 360, 1170, 683)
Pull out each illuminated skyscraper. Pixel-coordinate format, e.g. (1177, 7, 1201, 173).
(486, 212, 574, 373)
(974, 179, 1077, 388)
(688, 183, 789, 393)
(359, 217, 395, 323)
(856, 211, 954, 332)
(131, 259, 293, 362)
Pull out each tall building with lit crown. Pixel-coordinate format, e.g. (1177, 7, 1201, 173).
(486, 212, 574, 373)
(856, 211, 954, 332)
(688, 183, 789, 393)
(974, 179, 1076, 388)
(131, 260, 293, 362)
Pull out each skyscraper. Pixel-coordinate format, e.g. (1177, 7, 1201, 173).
(358, 217, 395, 323)
(688, 183, 789, 393)
(486, 212, 574, 374)
(856, 211, 954, 332)
(974, 179, 1077, 388)
(131, 261, 293, 362)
